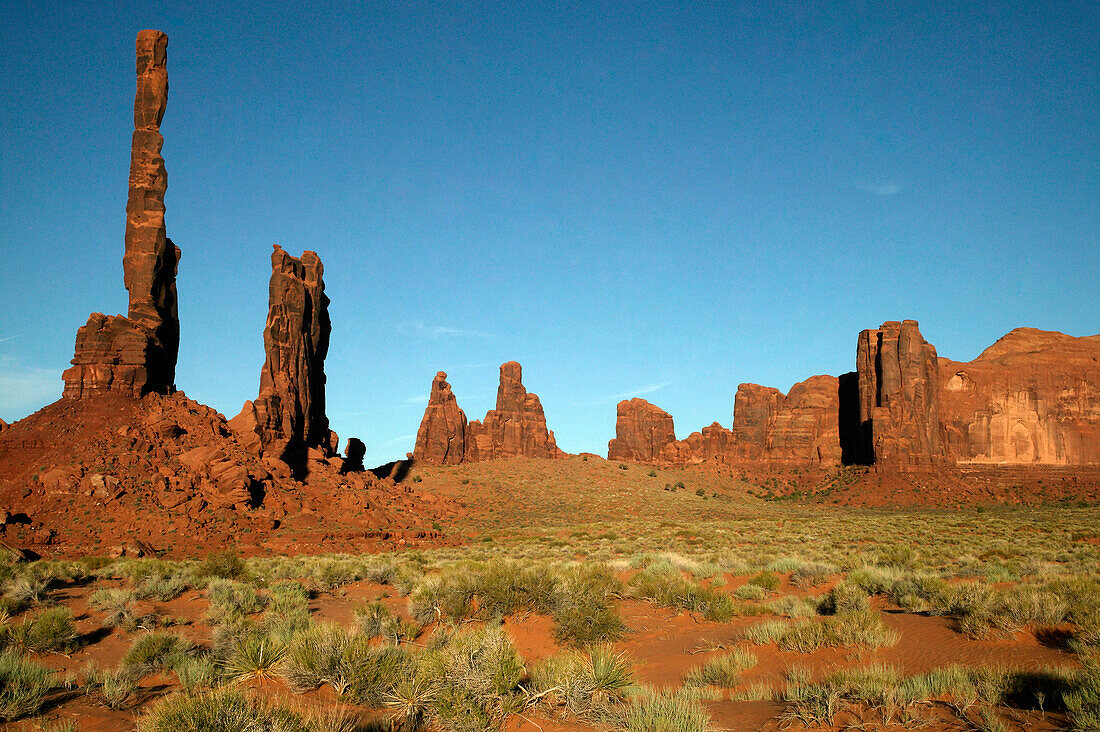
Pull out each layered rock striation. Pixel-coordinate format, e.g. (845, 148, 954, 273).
(63, 30, 180, 399)
(412, 362, 562, 464)
(939, 328, 1100, 465)
(607, 398, 678, 463)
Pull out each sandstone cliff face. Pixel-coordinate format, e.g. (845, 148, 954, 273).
(466, 362, 560, 460)
(856, 320, 942, 468)
(608, 398, 677, 463)
(939, 328, 1100, 465)
(63, 30, 180, 399)
(732, 384, 784, 459)
(248, 245, 331, 460)
(765, 375, 843, 465)
(412, 372, 468, 465)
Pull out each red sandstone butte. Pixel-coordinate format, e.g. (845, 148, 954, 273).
(466, 361, 561, 460)
(607, 398, 678, 464)
(938, 328, 1100, 465)
(63, 30, 180, 399)
(235, 246, 331, 461)
(731, 384, 784, 459)
(412, 372, 468, 465)
(857, 320, 942, 468)
(765, 375, 843, 465)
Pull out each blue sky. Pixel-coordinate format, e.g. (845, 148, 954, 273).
(2, 1, 1097, 465)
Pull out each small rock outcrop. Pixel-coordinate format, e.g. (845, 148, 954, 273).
(466, 362, 561, 460)
(238, 246, 331, 464)
(63, 30, 180, 399)
(856, 320, 943, 468)
(412, 372, 468, 465)
(939, 328, 1100, 465)
(608, 398, 677, 463)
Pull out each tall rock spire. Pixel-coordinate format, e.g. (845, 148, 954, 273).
(63, 30, 180, 399)
(250, 245, 332, 461)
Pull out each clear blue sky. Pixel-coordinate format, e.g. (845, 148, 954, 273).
(2, 2, 1097, 465)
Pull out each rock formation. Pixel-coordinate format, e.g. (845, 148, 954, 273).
(765, 375, 843, 465)
(681, 423, 736, 463)
(236, 246, 331, 465)
(413, 362, 562, 464)
(732, 384, 784, 459)
(938, 328, 1100, 465)
(608, 398, 677, 463)
(466, 362, 561, 460)
(856, 320, 942, 468)
(63, 30, 180, 399)
(412, 373, 468, 465)
(0, 419, 8, 434)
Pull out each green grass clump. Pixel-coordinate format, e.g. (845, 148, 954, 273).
(683, 649, 757, 687)
(529, 646, 633, 720)
(205, 579, 265, 623)
(139, 687, 312, 731)
(748, 571, 782, 592)
(8, 607, 79, 654)
(818, 581, 870, 615)
(122, 631, 195, 673)
(740, 611, 898, 652)
(0, 649, 53, 721)
(620, 687, 716, 732)
(629, 570, 737, 621)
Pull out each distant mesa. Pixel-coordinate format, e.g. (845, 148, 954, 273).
(413, 362, 563, 464)
(608, 321, 1100, 470)
(63, 30, 180, 400)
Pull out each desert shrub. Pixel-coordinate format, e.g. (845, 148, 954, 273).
(790, 563, 835, 588)
(198, 551, 248, 581)
(9, 607, 79, 654)
(620, 687, 715, 732)
(415, 626, 525, 732)
(733, 584, 769, 602)
(552, 564, 625, 646)
(629, 570, 736, 621)
(310, 559, 360, 592)
(741, 612, 898, 652)
(122, 631, 195, 673)
(529, 646, 633, 720)
(281, 622, 352, 692)
(767, 595, 820, 618)
(89, 587, 138, 627)
(818, 582, 871, 615)
(264, 581, 311, 640)
(409, 572, 476, 624)
(205, 578, 265, 622)
(0, 649, 52, 720)
(139, 687, 312, 731)
(354, 602, 392, 639)
(339, 638, 413, 706)
(683, 649, 757, 687)
(1065, 660, 1100, 730)
(781, 664, 906, 727)
(173, 654, 219, 692)
(748, 571, 781, 592)
(223, 634, 287, 684)
(83, 661, 139, 710)
(137, 572, 191, 602)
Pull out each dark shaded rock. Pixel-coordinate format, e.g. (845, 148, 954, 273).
(412, 372, 468, 465)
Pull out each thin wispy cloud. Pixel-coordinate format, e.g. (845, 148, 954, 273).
(585, 380, 672, 406)
(0, 336, 17, 346)
(0, 357, 62, 419)
(383, 433, 416, 445)
(855, 179, 905, 196)
(405, 395, 429, 405)
(396, 321, 495, 339)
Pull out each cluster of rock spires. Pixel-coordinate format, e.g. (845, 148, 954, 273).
(412, 362, 562, 464)
(609, 320, 1100, 469)
(61, 31, 337, 473)
(46, 30, 1100, 480)
(63, 30, 180, 400)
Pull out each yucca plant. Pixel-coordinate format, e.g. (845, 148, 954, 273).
(222, 635, 286, 684)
